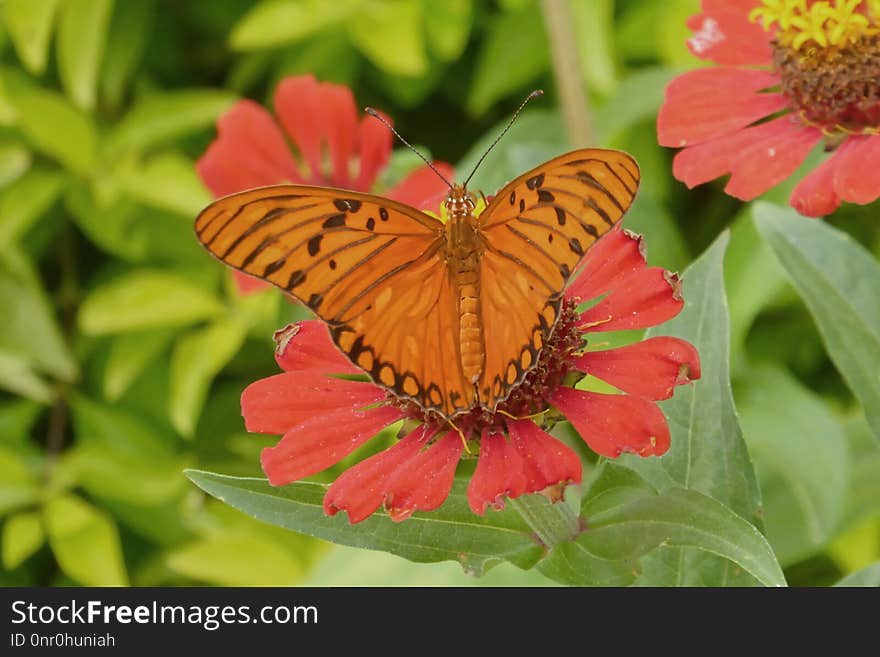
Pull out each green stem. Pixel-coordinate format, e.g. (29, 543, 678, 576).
(509, 493, 581, 548)
(540, 0, 593, 147)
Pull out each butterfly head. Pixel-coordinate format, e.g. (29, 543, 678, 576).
(444, 184, 477, 220)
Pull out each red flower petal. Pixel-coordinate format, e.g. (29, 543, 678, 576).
(242, 372, 385, 434)
(467, 421, 582, 514)
(232, 271, 270, 295)
(274, 75, 323, 183)
(324, 425, 436, 524)
(382, 431, 463, 521)
(319, 83, 359, 189)
(260, 403, 403, 485)
(789, 145, 847, 217)
(196, 99, 303, 197)
(833, 134, 880, 206)
(572, 337, 701, 400)
(566, 228, 645, 303)
(672, 116, 822, 198)
(724, 119, 822, 200)
(386, 162, 456, 211)
(551, 387, 670, 458)
(686, 0, 773, 66)
(356, 110, 393, 191)
(658, 68, 785, 147)
(578, 268, 684, 332)
(272, 320, 359, 375)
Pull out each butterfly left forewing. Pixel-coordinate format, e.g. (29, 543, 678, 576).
(476, 148, 640, 410)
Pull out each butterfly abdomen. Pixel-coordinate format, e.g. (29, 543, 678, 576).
(445, 214, 485, 388)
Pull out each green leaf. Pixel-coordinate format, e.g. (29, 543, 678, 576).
(579, 487, 785, 587)
(349, 0, 427, 77)
(840, 415, 880, 529)
(186, 471, 544, 576)
(169, 318, 248, 438)
(422, 0, 471, 61)
(99, 0, 154, 110)
(571, 0, 617, 96)
(594, 67, 681, 142)
(754, 202, 880, 440)
(103, 328, 175, 401)
(105, 89, 237, 157)
(0, 248, 78, 382)
(737, 365, 849, 565)
(44, 494, 128, 586)
(2, 70, 97, 174)
(622, 232, 762, 520)
(69, 395, 187, 505)
(166, 534, 303, 586)
(468, 2, 550, 115)
(0, 167, 66, 244)
(2, 510, 45, 569)
(0, 350, 54, 403)
(834, 562, 880, 587)
(0, 445, 41, 516)
(230, 0, 355, 51)
(2, 0, 61, 75)
(78, 268, 224, 335)
(56, 0, 113, 110)
(119, 151, 210, 217)
(306, 544, 558, 586)
(0, 139, 31, 187)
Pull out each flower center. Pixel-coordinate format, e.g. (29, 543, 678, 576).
(754, 1, 880, 135)
(391, 298, 584, 440)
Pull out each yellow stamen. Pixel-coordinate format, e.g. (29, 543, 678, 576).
(750, 0, 878, 49)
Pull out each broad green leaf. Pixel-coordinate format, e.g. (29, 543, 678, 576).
(120, 151, 210, 217)
(44, 494, 128, 586)
(737, 365, 849, 565)
(56, 0, 113, 110)
(839, 416, 880, 529)
(0, 445, 41, 516)
(100, 0, 154, 109)
(2, 70, 97, 174)
(456, 109, 566, 194)
(103, 328, 175, 401)
(622, 232, 761, 521)
(2, 0, 61, 75)
(166, 534, 303, 586)
(0, 167, 65, 244)
(0, 350, 54, 403)
(0, 139, 30, 187)
(828, 518, 880, 575)
(349, 0, 427, 77)
(78, 269, 224, 335)
(230, 0, 355, 51)
(571, 0, 617, 96)
(422, 0, 471, 61)
(0, 399, 43, 446)
(307, 544, 559, 586)
(64, 185, 150, 261)
(0, 248, 77, 381)
(468, 2, 550, 115)
(2, 510, 45, 569)
(579, 487, 785, 587)
(169, 318, 248, 437)
(69, 395, 187, 505)
(105, 89, 237, 157)
(594, 67, 681, 142)
(834, 562, 880, 587)
(754, 202, 880, 439)
(186, 471, 544, 576)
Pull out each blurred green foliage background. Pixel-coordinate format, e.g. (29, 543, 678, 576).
(1, 0, 878, 586)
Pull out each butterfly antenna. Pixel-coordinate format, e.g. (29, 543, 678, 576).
(462, 89, 544, 189)
(364, 107, 454, 190)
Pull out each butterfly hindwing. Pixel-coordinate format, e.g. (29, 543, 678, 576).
(195, 185, 472, 417)
(476, 148, 640, 409)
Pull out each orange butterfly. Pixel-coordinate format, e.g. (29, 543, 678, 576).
(195, 98, 639, 420)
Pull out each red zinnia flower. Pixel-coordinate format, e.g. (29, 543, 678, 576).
(241, 228, 701, 523)
(197, 74, 453, 293)
(658, 0, 880, 217)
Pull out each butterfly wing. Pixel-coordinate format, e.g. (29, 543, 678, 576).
(195, 185, 474, 417)
(475, 148, 640, 409)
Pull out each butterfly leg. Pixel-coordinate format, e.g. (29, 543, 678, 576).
(447, 418, 472, 454)
(495, 408, 550, 422)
